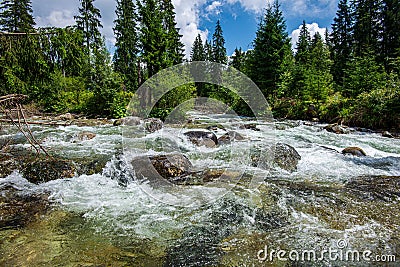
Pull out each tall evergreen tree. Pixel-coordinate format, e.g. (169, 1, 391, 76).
(230, 47, 245, 72)
(161, 0, 185, 65)
(352, 0, 383, 57)
(295, 21, 311, 65)
(190, 34, 206, 61)
(74, 0, 103, 53)
(204, 40, 213, 61)
(330, 0, 354, 86)
(138, 0, 167, 78)
(211, 20, 227, 64)
(0, 0, 35, 32)
(247, 0, 291, 98)
(381, 0, 400, 72)
(113, 0, 139, 91)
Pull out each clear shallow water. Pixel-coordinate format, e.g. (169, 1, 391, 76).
(1, 114, 400, 266)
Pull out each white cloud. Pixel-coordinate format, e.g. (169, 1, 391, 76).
(291, 22, 326, 50)
(206, 1, 223, 14)
(172, 0, 209, 58)
(225, 0, 269, 13)
(36, 10, 75, 28)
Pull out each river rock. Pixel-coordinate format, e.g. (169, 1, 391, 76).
(239, 123, 260, 131)
(131, 154, 192, 184)
(0, 153, 19, 178)
(114, 116, 141, 126)
(22, 158, 76, 184)
(0, 185, 50, 228)
(324, 123, 349, 134)
(273, 143, 302, 172)
(217, 131, 245, 145)
(144, 118, 163, 133)
(252, 143, 301, 172)
(184, 131, 218, 148)
(306, 104, 318, 119)
(74, 131, 96, 142)
(382, 131, 394, 138)
(56, 113, 74, 121)
(346, 175, 400, 201)
(342, 147, 367, 157)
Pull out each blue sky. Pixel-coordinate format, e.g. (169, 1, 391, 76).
(32, 0, 339, 57)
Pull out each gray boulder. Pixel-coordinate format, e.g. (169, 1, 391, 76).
(184, 131, 218, 148)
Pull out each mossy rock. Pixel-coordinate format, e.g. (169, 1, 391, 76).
(22, 157, 76, 184)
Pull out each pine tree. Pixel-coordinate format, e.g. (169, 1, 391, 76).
(230, 47, 245, 72)
(247, 0, 291, 98)
(138, 0, 166, 78)
(352, 0, 383, 57)
(190, 34, 206, 61)
(113, 0, 139, 91)
(330, 0, 354, 86)
(74, 0, 103, 54)
(0, 0, 35, 32)
(382, 0, 400, 72)
(204, 40, 213, 61)
(161, 0, 185, 65)
(295, 21, 311, 65)
(212, 20, 227, 64)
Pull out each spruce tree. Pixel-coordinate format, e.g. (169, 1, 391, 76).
(113, 0, 139, 91)
(138, 0, 166, 78)
(295, 21, 311, 65)
(190, 34, 206, 61)
(161, 0, 185, 65)
(212, 20, 227, 64)
(247, 0, 291, 99)
(0, 0, 35, 32)
(74, 0, 103, 54)
(230, 47, 246, 72)
(330, 0, 354, 86)
(382, 0, 400, 72)
(352, 0, 383, 57)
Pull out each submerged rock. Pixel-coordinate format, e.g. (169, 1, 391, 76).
(184, 131, 218, 148)
(144, 118, 163, 133)
(0, 185, 50, 229)
(346, 175, 400, 201)
(239, 123, 260, 131)
(131, 154, 192, 184)
(22, 158, 76, 184)
(342, 147, 367, 157)
(324, 123, 349, 134)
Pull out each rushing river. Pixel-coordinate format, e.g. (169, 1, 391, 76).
(1, 113, 399, 266)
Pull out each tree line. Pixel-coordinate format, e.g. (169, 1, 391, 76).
(0, 0, 399, 129)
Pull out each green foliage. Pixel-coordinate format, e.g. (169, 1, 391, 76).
(0, 0, 35, 32)
(110, 90, 134, 118)
(347, 72, 400, 129)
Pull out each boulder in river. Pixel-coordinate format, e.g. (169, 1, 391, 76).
(184, 131, 218, 148)
(22, 158, 76, 184)
(144, 118, 163, 133)
(251, 143, 301, 172)
(342, 147, 367, 157)
(217, 131, 245, 145)
(131, 154, 192, 184)
(273, 143, 302, 172)
(0, 185, 50, 229)
(114, 116, 141, 126)
(74, 131, 96, 142)
(324, 123, 349, 134)
(382, 131, 394, 138)
(55, 113, 74, 121)
(239, 123, 260, 131)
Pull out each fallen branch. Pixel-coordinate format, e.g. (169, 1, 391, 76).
(0, 119, 71, 126)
